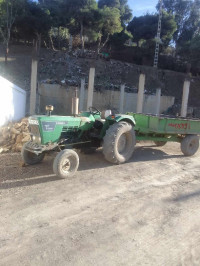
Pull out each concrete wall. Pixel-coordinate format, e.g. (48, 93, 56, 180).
(0, 76, 26, 126)
(39, 84, 175, 115)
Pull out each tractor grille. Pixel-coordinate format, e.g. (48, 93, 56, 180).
(29, 125, 40, 136)
(62, 126, 79, 132)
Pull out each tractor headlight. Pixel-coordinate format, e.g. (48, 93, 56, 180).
(31, 135, 41, 144)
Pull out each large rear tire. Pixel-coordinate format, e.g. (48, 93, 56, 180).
(181, 135, 199, 156)
(103, 122, 135, 164)
(21, 142, 45, 165)
(53, 149, 79, 178)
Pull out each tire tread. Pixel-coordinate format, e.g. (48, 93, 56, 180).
(103, 122, 135, 164)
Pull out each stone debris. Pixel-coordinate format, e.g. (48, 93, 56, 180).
(0, 118, 31, 154)
(38, 50, 142, 90)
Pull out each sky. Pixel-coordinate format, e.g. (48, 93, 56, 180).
(128, 0, 157, 17)
(34, 0, 158, 17)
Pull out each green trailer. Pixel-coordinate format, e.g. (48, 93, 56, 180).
(127, 113, 200, 156)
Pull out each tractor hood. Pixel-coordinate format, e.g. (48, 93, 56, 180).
(29, 114, 95, 128)
(28, 114, 95, 145)
(29, 115, 82, 130)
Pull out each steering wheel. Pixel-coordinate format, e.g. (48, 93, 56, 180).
(89, 106, 101, 115)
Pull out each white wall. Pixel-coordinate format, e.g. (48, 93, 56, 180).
(0, 76, 26, 126)
(39, 84, 175, 115)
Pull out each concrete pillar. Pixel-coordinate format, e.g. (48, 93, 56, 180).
(30, 59, 38, 115)
(136, 74, 145, 113)
(181, 80, 190, 117)
(30, 39, 38, 115)
(119, 84, 125, 113)
(155, 88, 161, 115)
(87, 68, 95, 110)
(29, 36, 41, 115)
(79, 78, 85, 111)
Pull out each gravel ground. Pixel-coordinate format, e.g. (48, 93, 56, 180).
(0, 142, 200, 266)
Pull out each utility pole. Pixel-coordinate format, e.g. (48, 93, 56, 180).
(153, 0, 163, 68)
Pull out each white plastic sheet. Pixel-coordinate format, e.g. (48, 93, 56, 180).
(0, 76, 26, 126)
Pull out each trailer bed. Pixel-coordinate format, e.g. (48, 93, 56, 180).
(127, 113, 200, 135)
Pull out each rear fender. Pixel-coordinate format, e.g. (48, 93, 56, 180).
(100, 115, 135, 139)
(107, 115, 135, 126)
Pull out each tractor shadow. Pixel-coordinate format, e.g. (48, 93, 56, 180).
(78, 145, 184, 171)
(0, 153, 61, 190)
(130, 145, 184, 163)
(0, 146, 183, 190)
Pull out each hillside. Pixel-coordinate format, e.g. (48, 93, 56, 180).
(0, 45, 200, 111)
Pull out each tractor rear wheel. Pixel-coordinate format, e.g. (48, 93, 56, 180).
(154, 141, 167, 147)
(181, 135, 199, 156)
(53, 149, 79, 178)
(21, 142, 45, 165)
(103, 122, 135, 164)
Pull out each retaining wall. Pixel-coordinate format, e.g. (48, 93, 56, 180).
(39, 84, 175, 115)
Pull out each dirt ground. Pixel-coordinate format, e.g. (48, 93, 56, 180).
(0, 142, 200, 266)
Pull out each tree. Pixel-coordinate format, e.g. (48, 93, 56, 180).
(127, 12, 177, 48)
(161, 0, 200, 45)
(38, 0, 67, 49)
(98, 0, 120, 8)
(190, 35, 200, 58)
(14, 1, 52, 115)
(176, 0, 200, 47)
(109, 29, 132, 48)
(0, 0, 26, 63)
(98, 0, 132, 25)
(94, 6, 122, 54)
(98, 0, 132, 48)
(14, 1, 51, 44)
(62, 0, 97, 54)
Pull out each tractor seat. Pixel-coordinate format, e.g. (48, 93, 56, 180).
(95, 110, 112, 124)
(101, 110, 112, 119)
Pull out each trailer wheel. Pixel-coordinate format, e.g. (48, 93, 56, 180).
(103, 122, 135, 164)
(21, 142, 45, 165)
(154, 141, 167, 147)
(53, 149, 79, 178)
(181, 135, 199, 156)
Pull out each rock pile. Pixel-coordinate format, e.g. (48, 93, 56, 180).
(0, 118, 31, 153)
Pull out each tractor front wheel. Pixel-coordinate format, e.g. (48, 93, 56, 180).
(53, 149, 79, 178)
(21, 142, 45, 165)
(103, 122, 136, 164)
(181, 135, 199, 156)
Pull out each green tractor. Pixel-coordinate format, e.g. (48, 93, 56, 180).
(22, 106, 136, 178)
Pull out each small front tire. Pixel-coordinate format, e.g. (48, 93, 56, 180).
(21, 142, 45, 165)
(53, 149, 79, 178)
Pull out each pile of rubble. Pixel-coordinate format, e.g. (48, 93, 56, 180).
(0, 118, 31, 153)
